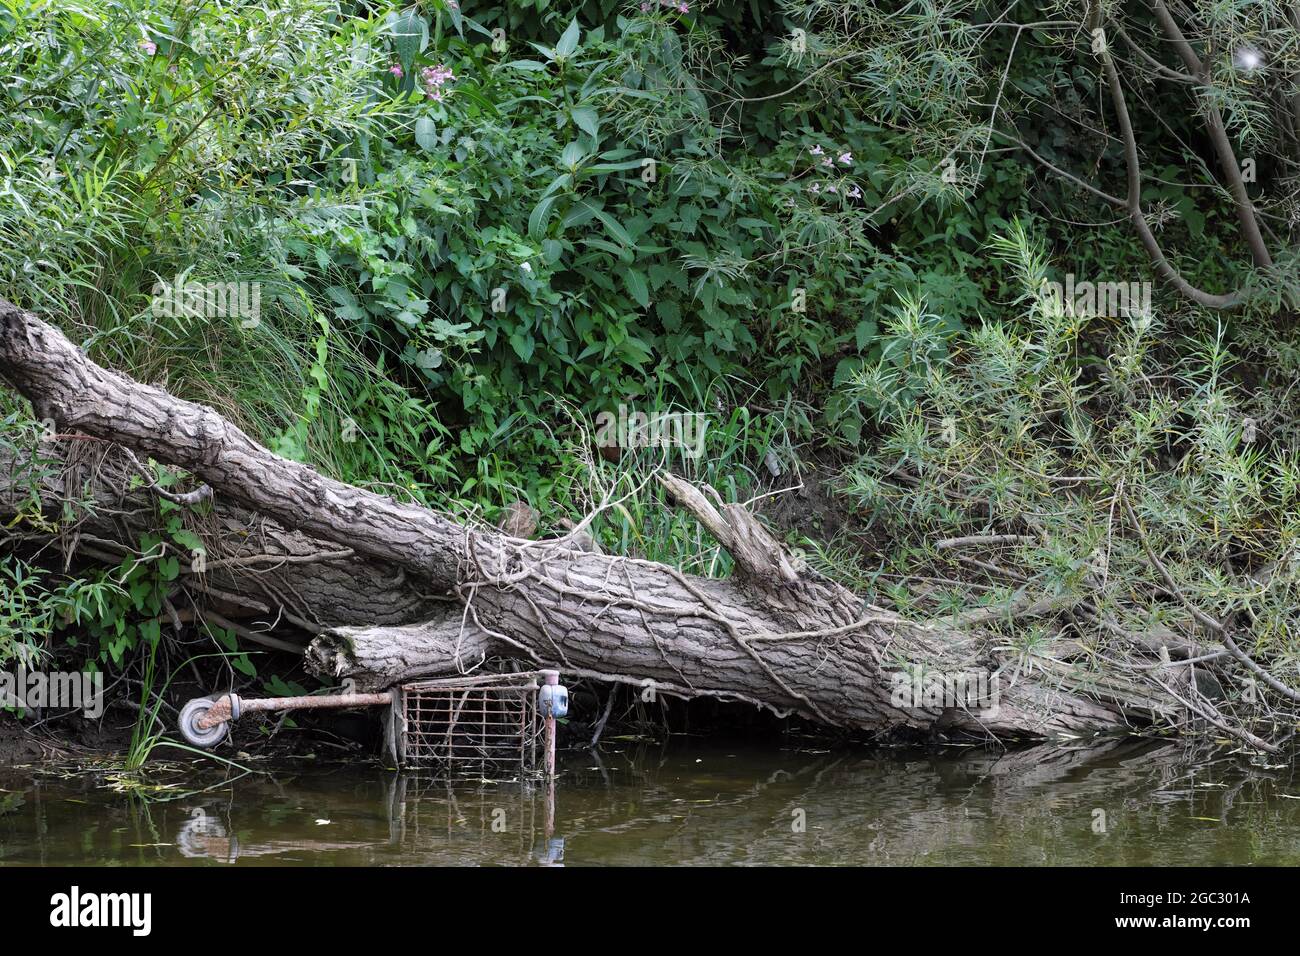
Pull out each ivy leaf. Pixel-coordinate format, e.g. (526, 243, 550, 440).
(171, 528, 203, 552)
(140, 618, 161, 647)
(208, 624, 238, 652)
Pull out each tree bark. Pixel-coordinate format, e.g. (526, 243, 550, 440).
(0, 299, 1176, 739)
(0, 442, 446, 634)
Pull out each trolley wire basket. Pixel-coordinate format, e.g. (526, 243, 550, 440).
(391, 673, 545, 775)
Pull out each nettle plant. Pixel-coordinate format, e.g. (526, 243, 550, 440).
(841, 223, 1300, 675)
(278, 4, 904, 455)
(282, 5, 924, 454)
(283, 10, 759, 439)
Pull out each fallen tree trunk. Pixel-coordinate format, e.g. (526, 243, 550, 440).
(0, 443, 445, 634)
(0, 299, 1178, 739)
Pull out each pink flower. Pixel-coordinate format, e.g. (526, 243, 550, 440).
(826, 185, 837, 194)
(847, 185, 862, 199)
(420, 64, 456, 100)
(821, 156, 832, 167)
(809, 145, 824, 156)
(838, 152, 852, 165)
(140, 40, 157, 55)
(676, 2, 689, 11)
(390, 64, 404, 78)
(808, 183, 820, 194)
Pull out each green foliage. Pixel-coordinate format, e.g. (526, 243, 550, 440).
(772, 0, 1300, 308)
(0, 557, 61, 668)
(4, 0, 1300, 751)
(257, 3, 1043, 462)
(0, 0, 1052, 497)
(841, 223, 1300, 681)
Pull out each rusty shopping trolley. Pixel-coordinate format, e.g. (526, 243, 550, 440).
(179, 670, 569, 777)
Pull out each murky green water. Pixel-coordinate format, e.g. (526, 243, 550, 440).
(1, 737, 1298, 865)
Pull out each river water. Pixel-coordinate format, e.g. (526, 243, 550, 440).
(1, 736, 1297, 865)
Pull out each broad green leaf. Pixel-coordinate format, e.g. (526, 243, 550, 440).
(588, 206, 635, 248)
(588, 159, 645, 173)
(171, 528, 204, 552)
(388, 11, 428, 72)
(528, 194, 560, 238)
(561, 140, 589, 168)
(555, 19, 581, 58)
(414, 116, 438, 152)
(623, 268, 650, 307)
(570, 106, 599, 138)
(509, 331, 535, 362)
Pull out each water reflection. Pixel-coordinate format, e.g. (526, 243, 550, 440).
(385, 773, 561, 865)
(176, 808, 238, 863)
(1, 737, 1298, 865)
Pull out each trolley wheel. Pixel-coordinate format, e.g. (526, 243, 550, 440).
(179, 697, 228, 748)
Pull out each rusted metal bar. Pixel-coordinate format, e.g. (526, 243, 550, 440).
(541, 669, 558, 778)
(195, 690, 394, 730)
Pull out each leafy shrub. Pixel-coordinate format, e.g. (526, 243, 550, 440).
(840, 222, 1300, 682)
